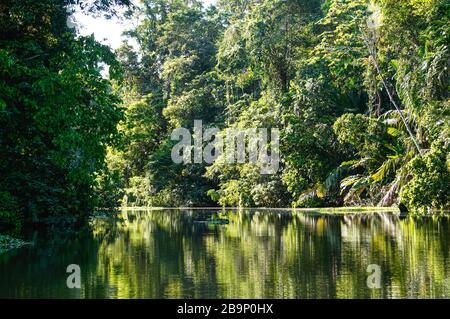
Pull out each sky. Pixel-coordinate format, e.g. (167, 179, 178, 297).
(72, 0, 217, 50)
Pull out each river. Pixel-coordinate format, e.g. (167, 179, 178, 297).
(0, 209, 449, 298)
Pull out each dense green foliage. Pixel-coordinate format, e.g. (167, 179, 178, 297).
(112, 0, 225, 206)
(0, 0, 130, 228)
(115, 0, 449, 212)
(1, 0, 449, 229)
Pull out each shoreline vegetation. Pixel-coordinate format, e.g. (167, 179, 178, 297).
(116, 206, 400, 213)
(102, 205, 450, 216)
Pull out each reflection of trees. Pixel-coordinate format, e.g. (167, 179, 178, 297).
(88, 210, 450, 298)
(88, 210, 218, 298)
(0, 227, 102, 298)
(334, 214, 450, 298)
(3, 210, 447, 298)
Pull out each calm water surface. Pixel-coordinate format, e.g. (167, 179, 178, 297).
(0, 209, 449, 298)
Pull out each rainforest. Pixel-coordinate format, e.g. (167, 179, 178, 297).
(2, 0, 448, 226)
(0, 0, 449, 300)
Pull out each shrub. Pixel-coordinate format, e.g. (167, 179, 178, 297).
(401, 139, 450, 213)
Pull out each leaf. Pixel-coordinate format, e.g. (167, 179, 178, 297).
(387, 126, 400, 137)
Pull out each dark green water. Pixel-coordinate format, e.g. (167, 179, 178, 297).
(0, 209, 449, 298)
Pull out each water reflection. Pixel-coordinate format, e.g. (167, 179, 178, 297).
(0, 209, 449, 298)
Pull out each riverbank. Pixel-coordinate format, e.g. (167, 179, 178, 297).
(118, 206, 401, 214)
